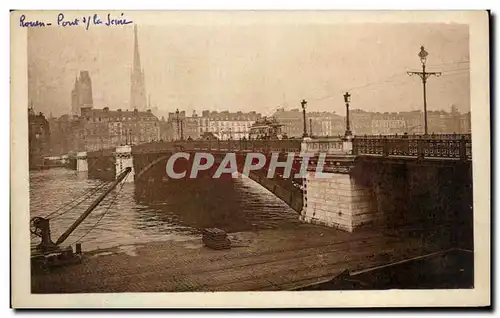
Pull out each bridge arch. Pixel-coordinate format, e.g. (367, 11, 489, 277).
(133, 150, 304, 213)
(134, 154, 172, 182)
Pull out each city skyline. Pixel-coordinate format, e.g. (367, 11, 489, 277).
(28, 23, 470, 117)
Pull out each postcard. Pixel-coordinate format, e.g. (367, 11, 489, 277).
(10, 10, 490, 308)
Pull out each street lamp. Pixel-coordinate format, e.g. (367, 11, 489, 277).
(407, 46, 441, 135)
(301, 99, 308, 138)
(175, 109, 180, 141)
(344, 92, 352, 137)
(180, 120, 184, 141)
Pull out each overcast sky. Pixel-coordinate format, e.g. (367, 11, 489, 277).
(28, 22, 470, 117)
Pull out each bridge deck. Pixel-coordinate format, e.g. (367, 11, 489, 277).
(32, 223, 449, 293)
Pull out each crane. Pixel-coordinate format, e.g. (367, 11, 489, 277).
(30, 167, 131, 268)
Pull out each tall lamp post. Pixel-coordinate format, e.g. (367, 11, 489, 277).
(126, 129, 132, 145)
(344, 92, 352, 137)
(407, 46, 441, 135)
(175, 108, 181, 140)
(301, 99, 308, 138)
(180, 120, 184, 141)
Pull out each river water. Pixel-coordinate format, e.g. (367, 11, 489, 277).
(29, 168, 300, 252)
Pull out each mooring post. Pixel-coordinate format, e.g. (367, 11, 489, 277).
(75, 243, 82, 254)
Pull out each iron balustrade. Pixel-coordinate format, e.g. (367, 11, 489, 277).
(352, 134, 472, 160)
(132, 139, 303, 154)
(130, 135, 471, 161)
(301, 138, 344, 154)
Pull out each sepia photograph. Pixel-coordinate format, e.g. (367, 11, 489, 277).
(10, 10, 490, 308)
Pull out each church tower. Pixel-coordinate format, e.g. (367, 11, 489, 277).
(70, 71, 93, 116)
(130, 25, 147, 111)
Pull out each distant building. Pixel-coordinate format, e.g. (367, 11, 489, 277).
(350, 109, 373, 135)
(427, 111, 454, 134)
(459, 112, 471, 133)
(249, 117, 283, 140)
(71, 71, 93, 116)
(166, 110, 198, 140)
(308, 111, 345, 137)
(272, 108, 344, 138)
(28, 106, 50, 169)
(197, 110, 261, 140)
(184, 111, 201, 140)
(47, 114, 80, 156)
(271, 108, 303, 138)
(158, 116, 174, 141)
(399, 111, 424, 134)
(371, 112, 407, 135)
(76, 107, 160, 151)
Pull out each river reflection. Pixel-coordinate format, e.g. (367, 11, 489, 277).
(30, 168, 299, 251)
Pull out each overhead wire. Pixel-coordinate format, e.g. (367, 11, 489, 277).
(309, 72, 409, 102)
(67, 173, 130, 245)
(270, 60, 470, 109)
(44, 156, 128, 220)
(441, 68, 470, 74)
(306, 62, 469, 104)
(45, 180, 111, 220)
(426, 60, 470, 68)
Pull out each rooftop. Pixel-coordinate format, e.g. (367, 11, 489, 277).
(81, 107, 158, 120)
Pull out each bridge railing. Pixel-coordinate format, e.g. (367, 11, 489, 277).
(131, 134, 472, 161)
(300, 137, 345, 155)
(352, 134, 472, 160)
(133, 139, 303, 153)
(358, 133, 471, 140)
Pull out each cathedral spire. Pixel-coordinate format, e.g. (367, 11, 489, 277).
(133, 25, 141, 72)
(130, 25, 147, 110)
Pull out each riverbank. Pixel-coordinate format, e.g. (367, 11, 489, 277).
(32, 223, 453, 293)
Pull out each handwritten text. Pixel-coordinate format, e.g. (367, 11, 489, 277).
(19, 13, 133, 29)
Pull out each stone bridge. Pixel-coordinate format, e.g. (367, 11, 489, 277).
(74, 134, 472, 241)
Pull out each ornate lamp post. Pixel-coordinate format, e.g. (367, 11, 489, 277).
(344, 92, 352, 137)
(180, 120, 184, 141)
(301, 99, 308, 138)
(407, 46, 441, 135)
(175, 108, 181, 140)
